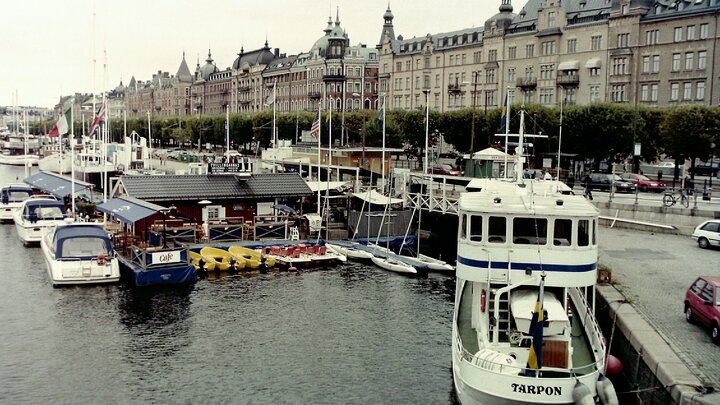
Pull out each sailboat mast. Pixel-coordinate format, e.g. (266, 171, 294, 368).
(381, 95, 386, 194)
(71, 100, 76, 217)
(316, 102, 322, 214)
(516, 109, 526, 184)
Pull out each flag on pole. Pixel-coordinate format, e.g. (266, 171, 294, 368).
(88, 103, 106, 137)
(310, 110, 321, 139)
(49, 105, 72, 137)
(525, 275, 546, 377)
(499, 93, 508, 133)
(377, 100, 385, 127)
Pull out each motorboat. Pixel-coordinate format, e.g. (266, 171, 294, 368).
(40, 222, 120, 286)
(190, 250, 215, 271)
(13, 196, 68, 246)
(452, 108, 615, 404)
(199, 246, 245, 271)
(228, 245, 276, 269)
(0, 184, 34, 222)
(0, 133, 40, 166)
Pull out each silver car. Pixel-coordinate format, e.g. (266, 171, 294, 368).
(692, 220, 720, 249)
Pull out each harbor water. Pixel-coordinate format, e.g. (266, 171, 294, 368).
(0, 165, 458, 404)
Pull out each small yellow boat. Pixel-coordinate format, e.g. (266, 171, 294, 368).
(190, 250, 216, 271)
(200, 246, 245, 271)
(228, 245, 276, 269)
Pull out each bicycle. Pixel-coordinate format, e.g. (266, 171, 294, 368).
(663, 189, 689, 208)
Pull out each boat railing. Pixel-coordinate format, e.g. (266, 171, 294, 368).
(569, 286, 607, 367)
(125, 244, 190, 270)
(455, 334, 598, 376)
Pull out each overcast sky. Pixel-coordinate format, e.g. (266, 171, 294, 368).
(2, 0, 497, 109)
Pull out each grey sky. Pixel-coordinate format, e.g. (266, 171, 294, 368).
(2, 0, 496, 109)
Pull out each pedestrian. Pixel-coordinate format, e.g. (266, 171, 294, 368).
(566, 173, 575, 189)
(581, 173, 593, 200)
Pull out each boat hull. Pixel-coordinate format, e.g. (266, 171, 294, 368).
(371, 255, 417, 274)
(0, 154, 39, 166)
(117, 255, 197, 287)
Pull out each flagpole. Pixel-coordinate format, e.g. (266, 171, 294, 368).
(23, 108, 29, 178)
(504, 91, 510, 179)
(71, 100, 76, 218)
(381, 95, 386, 194)
(556, 97, 563, 188)
(323, 102, 333, 240)
(225, 104, 230, 161)
(147, 111, 152, 171)
(316, 102, 322, 215)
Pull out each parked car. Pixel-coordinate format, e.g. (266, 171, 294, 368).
(429, 163, 462, 176)
(619, 173, 666, 192)
(684, 276, 720, 345)
(691, 219, 720, 249)
(689, 161, 719, 178)
(587, 173, 636, 193)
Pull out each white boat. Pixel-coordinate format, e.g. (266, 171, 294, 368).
(40, 222, 120, 286)
(417, 253, 455, 272)
(0, 184, 34, 222)
(37, 151, 73, 174)
(326, 242, 374, 260)
(370, 255, 416, 274)
(452, 108, 615, 404)
(13, 196, 69, 246)
(0, 133, 40, 166)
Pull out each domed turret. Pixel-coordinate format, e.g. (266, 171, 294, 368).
(485, 0, 516, 32)
(198, 49, 219, 81)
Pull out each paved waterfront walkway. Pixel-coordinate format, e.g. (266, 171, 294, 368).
(598, 226, 720, 404)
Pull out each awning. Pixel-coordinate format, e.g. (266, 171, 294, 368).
(24, 171, 90, 198)
(585, 58, 601, 69)
(351, 189, 403, 205)
(557, 60, 579, 71)
(305, 180, 351, 193)
(96, 196, 167, 224)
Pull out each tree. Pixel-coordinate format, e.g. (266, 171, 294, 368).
(660, 105, 719, 174)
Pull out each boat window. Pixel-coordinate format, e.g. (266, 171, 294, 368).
(513, 217, 547, 245)
(61, 237, 108, 258)
(38, 207, 65, 219)
(9, 191, 31, 202)
(470, 215, 482, 241)
(460, 214, 468, 239)
(553, 219, 572, 246)
(592, 219, 597, 245)
(488, 216, 506, 243)
(578, 219, 590, 247)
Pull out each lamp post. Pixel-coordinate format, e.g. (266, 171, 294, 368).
(470, 71, 479, 153)
(159, 204, 176, 248)
(710, 142, 716, 191)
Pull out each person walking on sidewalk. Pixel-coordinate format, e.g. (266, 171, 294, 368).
(581, 172, 593, 200)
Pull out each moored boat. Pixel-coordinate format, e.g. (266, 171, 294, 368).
(452, 109, 614, 404)
(40, 222, 120, 286)
(228, 245, 276, 269)
(326, 242, 374, 261)
(261, 243, 345, 269)
(199, 246, 245, 271)
(115, 244, 196, 287)
(13, 196, 68, 246)
(370, 254, 417, 274)
(0, 184, 34, 222)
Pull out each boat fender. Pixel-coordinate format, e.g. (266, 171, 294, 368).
(481, 289, 487, 313)
(596, 374, 619, 405)
(571, 380, 594, 405)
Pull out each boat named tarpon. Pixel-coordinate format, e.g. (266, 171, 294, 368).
(510, 383, 562, 396)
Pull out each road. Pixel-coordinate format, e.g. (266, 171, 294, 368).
(598, 226, 720, 387)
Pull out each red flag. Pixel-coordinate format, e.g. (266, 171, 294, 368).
(88, 104, 106, 137)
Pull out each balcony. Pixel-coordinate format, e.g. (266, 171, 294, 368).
(322, 74, 346, 82)
(516, 77, 537, 89)
(307, 91, 321, 99)
(448, 84, 464, 95)
(556, 74, 579, 86)
(238, 86, 251, 92)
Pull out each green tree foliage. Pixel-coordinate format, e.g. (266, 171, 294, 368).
(660, 105, 718, 166)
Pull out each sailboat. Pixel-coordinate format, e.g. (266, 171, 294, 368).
(451, 106, 615, 404)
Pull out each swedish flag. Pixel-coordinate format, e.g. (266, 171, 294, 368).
(499, 93, 508, 133)
(377, 100, 385, 127)
(525, 275, 546, 377)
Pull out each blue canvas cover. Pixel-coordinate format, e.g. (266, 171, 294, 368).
(23, 172, 89, 198)
(22, 199, 67, 221)
(96, 197, 166, 224)
(1, 185, 33, 204)
(53, 224, 113, 259)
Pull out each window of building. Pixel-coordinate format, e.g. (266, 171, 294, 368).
(670, 82, 679, 101)
(567, 38, 577, 53)
(436, 56, 442, 67)
(539, 88, 554, 105)
(508, 89, 516, 104)
(653, 55, 660, 72)
(683, 82, 692, 100)
(416, 59, 421, 70)
(591, 35, 602, 50)
(462, 54, 467, 65)
(641, 84, 649, 101)
(611, 84, 625, 102)
(622, 4, 628, 14)
(611, 57, 627, 75)
(449, 55, 454, 66)
(642, 56, 650, 73)
(415, 76, 420, 89)
(589, 67, 600, 77)
(541, 40, 556, 55)
(651, 84, 658, 102)
(700, 23, 709, 39)
(645, 29, 659, 45)
(508, 68, 516, 82)
(540, 64, 555, 80)
(617, 33, 629, 48)
(687, 25, 696, 40)
(435, 74, 440, 88)
(674, 27, 683, 42)
(672, 53, 681, 71)
(488, 49, 497, 62)
(473, 51, 481, 64)
(698, 51, 707, 69)
(405, 61, 411, 70)
(548, 11, 556, 27)
(508, 46, 517, 59)
(526, 44, 534, 58)
(697, 81, 706, 100)
(525, 66, 534, 79)
(424, 57, 430, 69)
(590, 85, 600, 103)
(405, 77, 410, 90)
(461, 72, 467, 84)
(486, 69, 496, 84)
(685, 52, 694, 70)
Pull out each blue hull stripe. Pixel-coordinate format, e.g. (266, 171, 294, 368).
(457, 256, 596, 272)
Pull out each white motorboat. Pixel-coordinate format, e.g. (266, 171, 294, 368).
(40, 222, 120, 286)
(417, 253, 455, 272)
(13, 196, 68, 246)
(0, 133, 40, 166)
(0, 184, 34, 222)
(452, 108, 615, 404)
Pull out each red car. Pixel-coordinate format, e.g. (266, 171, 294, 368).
(429, 163, 463, 176)
(684, 276, 720, 345)
(620, 173, 666, 192)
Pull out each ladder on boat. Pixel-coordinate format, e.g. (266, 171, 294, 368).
(489, 285, 512, 339)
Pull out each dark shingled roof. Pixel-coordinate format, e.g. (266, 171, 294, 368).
(117, 173, 312, 202)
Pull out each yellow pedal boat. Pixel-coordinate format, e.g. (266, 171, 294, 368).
(190, 250, 216, 271)
(228, 245, 276, 269)
(199, 246, 245, 271)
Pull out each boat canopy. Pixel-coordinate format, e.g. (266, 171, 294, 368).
(23, 171, 90, 198)
(1, 184, 33, 204)
(52, 224, 112, 259)
(96, 196, 167, 224)
(22, 199, 67, 219)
